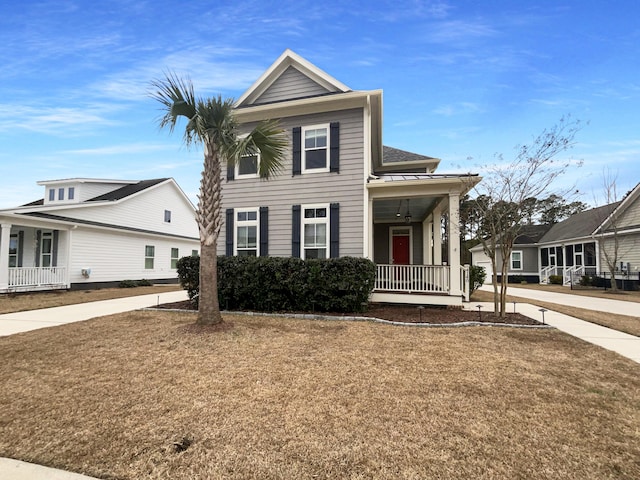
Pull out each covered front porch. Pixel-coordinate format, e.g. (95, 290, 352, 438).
(0, 222, 71, 293)
(367, 174, 478, 306)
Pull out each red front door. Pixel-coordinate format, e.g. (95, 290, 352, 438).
(392, 234, 410, 265)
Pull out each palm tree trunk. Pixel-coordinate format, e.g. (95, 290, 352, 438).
(198, 244, 222, 325)
(196, 143, 223, 325)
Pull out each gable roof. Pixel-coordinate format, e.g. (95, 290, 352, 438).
(539, 203, 620, 244)
(515, 224, 552, 244)
(236, 49, 351, 107)
(376, 146, 441, 173)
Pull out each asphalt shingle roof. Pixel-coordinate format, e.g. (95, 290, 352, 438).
(87, 178, 169, 202)
(539, 202, 619, 243)
(382, 146, 437, 164)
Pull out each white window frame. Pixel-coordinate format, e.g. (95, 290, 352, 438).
(302, 124, 330, 173)
(144, 245, 155, 269)
(170, 247, 179, 269)
(236, 152, 260, 179)
(510, 250, 523, 270)
(48, 189, 55, 201)
(164, 209, 172, 223)
(68, 187, 75, 200)
(40, 231, 53, 268)
(301, 203, 330, 259)
(58, 188, 64, 201)
(9, 233, 18, 268)
(234, 208, 259, 257)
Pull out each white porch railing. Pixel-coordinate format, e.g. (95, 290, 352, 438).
(461, 264, 470, 302)
(539, 266, 555, 284)
(375, 264, 450, 294)
(564, 265, 584, 286)
(8, 267, 67, 288)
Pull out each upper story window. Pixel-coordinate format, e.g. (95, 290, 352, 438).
(68, 187, 75, 200)
(236, 153, 259, 178)
(48, 189, 55, 201)
(235, 209, 259, 256)
(164, 210, 171, 223)
(58, 188, 64, 200)
(303, 125, 329, 172)
(302, 205, 329, 259)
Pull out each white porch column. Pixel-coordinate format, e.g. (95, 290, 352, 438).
(423, 217, 431, 265)
(448, 194, 461, 296)
(432, 207, 442, 264)
(0, 223, 11, 290)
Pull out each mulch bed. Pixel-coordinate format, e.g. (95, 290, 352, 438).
(155, 300, 540, 325)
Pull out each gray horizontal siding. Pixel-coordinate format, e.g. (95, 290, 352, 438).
(616, 197, 640, 230)
(254, 66, 331, 105)
(220, 108, 365, 258)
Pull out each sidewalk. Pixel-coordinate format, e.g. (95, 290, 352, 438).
(0, 290, 188, 337)
(473, 286, 640, 364)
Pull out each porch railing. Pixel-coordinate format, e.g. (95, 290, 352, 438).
(375, 264, 450, 294)
(564, 265, 584, 286)
(8, 267, 67, 288)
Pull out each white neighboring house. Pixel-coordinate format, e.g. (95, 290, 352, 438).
(0, 178, 200, 293)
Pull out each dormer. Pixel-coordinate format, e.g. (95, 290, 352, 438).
(38, 178, 137, 205)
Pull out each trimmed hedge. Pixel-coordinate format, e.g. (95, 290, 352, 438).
(176, 255, 376, 313)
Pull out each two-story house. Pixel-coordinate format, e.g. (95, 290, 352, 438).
(0, 177, 200, 292)
(221, 49, 480, 306)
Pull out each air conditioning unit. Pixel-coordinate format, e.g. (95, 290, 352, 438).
(81, 268, 91, 278)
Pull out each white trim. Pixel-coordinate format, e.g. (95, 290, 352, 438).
(510, 250, 523, 270)
(236, 49, 351, 107)
(389, 226, 413, 265)
(301, 124, 330, 174)
(233, 207, 260, 257)
(301, 203, 330, 260)
(235, 153, 260, 179)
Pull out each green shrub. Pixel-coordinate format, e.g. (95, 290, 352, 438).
(579, 275, 592, 286)
(119, 280, 138, 288)
(177, 255, 376, 313)
(137, 279, 152, 287)
(469, 265, 486, 294)
(549, 275, 563, 285)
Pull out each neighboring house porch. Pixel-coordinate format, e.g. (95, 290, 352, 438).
(0, 222, 70, 292)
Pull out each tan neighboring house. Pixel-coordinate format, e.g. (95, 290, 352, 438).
(222, 49, 481, 306)
(0, 178, 200, 293)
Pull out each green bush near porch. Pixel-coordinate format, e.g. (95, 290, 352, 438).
(177, 255, 376, 313)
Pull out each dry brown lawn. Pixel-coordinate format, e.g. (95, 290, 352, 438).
(1, 311, 638, 479)
(473, 288, 640, 337)
(0, 284, 181, 314)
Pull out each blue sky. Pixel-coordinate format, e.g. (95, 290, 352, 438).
(1, 0, 639, 209)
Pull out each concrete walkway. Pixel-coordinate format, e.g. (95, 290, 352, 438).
(473, 286, 640, 364)
(0, 290, 188, 337)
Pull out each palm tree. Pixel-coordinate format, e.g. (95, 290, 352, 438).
(151, 73, 287, 325)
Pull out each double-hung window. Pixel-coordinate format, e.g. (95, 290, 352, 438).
(303, 125, 329, 172)
(145, 245, 155, 269)
(302, 205, 329, 259)
(9, 234, 18, 268)
(510, 251, 522, 270)
(40, 231, 53, 267)
(235, 209, 259, 256)
(170, 248, 179, 269)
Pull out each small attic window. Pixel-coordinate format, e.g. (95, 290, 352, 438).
(48, 189, 55, 201)
(68, 187, 75, 200)
(58, 188, 64, 200)
(164, 210, 171, 223)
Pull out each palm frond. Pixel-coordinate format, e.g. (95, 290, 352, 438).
(246, 119, 288, 179)
(149, 72, 197, 135)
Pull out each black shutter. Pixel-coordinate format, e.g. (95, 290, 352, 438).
(225, 209, 234, 256)
(227, 161, 235, 181)
(35, 230, 41, 267)
(292, 127, 302, 176)
(292, 205, 301, 258)
(259, 206, 269, 257)
(330, 203, 339, 258)
(52, 230, 59, 267)
(17, 231, 24, 267)
(330, 122, 340, 173)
